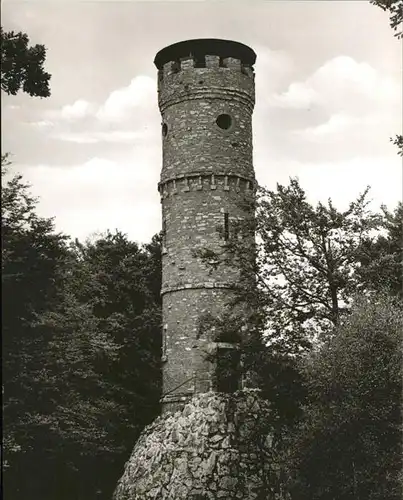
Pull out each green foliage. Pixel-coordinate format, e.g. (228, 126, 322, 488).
(286, 294, 403, 499)
(1, 27, 51, 97)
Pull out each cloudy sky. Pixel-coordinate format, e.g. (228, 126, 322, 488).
(2, 0, 402, 244)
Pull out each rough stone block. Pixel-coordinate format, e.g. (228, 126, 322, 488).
(113, 392, 287, 500)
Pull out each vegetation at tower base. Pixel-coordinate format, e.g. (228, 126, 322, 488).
(194, 177, 402, 497)
(2, 157, 162, 500)
(285, 293, 403, 500)
(1, 27, 51, 97)
(3, 155, 401, 499)
(113, 390, 289, 500)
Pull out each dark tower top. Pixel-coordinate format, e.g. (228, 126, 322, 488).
(154, 38, 257, 70)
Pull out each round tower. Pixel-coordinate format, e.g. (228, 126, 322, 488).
(154, 39, 257, 413)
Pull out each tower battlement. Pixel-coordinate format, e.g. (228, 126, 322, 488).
(155, 39, 256, 115)
(157, 55, 254, 80)
(154, 38, 256, 72)
(155, 39, 257, 413)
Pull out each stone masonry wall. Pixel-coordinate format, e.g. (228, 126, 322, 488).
(158, 50, 256, 409)
(113, 390, 288, 500)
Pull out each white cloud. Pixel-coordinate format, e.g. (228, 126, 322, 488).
(21, 152, 162, 244)
(31, 120, 55, 128)
(96, 75, 157, 122)
(253, 45, 295, 103)
(61, 99, 94, 120)
(303, 113, 359, 136)
(291, 110, 398, 150)
(254, 155, 402, 212)
(296, 157, 401, 211)
(9, 50, 400, 245)
(55, 76, 157, 124)
(52, 128, 155, 144)
(42, 75, 159, 145)
(270, 55, 401, 114)
(269, 82, 318, 109)
(254, 45, 294, 80)
(262, 54, 401, 154)
(293, 113, 366, 139)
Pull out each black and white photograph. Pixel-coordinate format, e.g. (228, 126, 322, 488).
(2, 1, 402, 499)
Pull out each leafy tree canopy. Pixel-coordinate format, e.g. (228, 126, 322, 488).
(286, 293, 403, 500)
(198, 178, 385, 352)
(371, 0, 403, 38)
(2, 157, 163, 499)
(1, 27, 51, 97)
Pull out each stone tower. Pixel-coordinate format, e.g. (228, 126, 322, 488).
(114, 41, 288, 500)
(154, 39, 257, 413)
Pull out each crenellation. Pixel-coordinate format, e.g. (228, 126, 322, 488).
(163, 60, 179, 78)
(241, 64, 254, 78)
(206, 54, 220, 68)
(223, 57, 242, 70)
(180, 56, 195, 70)
(159, 55, 255, 79)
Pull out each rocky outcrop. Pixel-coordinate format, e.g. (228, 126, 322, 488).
(113, 390, 287, 500)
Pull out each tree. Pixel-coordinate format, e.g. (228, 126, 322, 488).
(371, 1, 403, 157)
(198, 178, 383, 351)
(358, 202, 403, 297)
(5, 292, 123, 500)
(2, 157, 73, 498)
(391, 134, 403, 156)
(1, 27, 51, 97)
(2, 156, 163, 499)
(51, 231, 162, 499)
(371, 0, 403, 39)
(286, 293, 403, 500)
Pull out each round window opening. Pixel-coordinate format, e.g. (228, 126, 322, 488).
(216, 114, 232, 130)
(162, 123, 168, 137)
